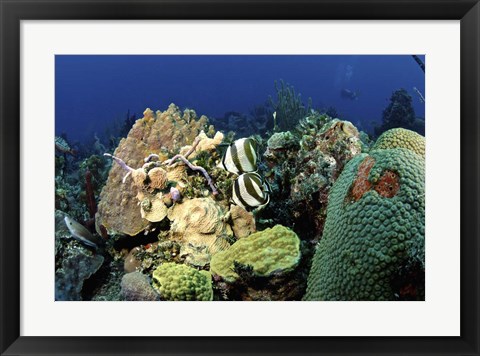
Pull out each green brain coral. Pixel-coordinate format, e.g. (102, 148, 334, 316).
(304, 148, 425, 301)
(152, 263, 213, 301)
(373, 128, 425, 158)
(210, 225, 301, 282)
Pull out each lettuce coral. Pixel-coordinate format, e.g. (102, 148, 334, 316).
(152, 263, 213, 301)
(210, 225, 301, 282)
(304, 148, 425, 300)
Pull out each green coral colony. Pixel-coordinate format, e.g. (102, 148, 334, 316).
(56, 92, 425, 301)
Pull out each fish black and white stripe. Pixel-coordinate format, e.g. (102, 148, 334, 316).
(232, 172, 270, 210)
(220, 138, 257, 174)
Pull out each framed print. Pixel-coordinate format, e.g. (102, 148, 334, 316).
(1, 0, 479, 355)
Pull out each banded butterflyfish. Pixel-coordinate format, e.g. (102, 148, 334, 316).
(219, 137, 258, 174)
(232, 172, 271, 210)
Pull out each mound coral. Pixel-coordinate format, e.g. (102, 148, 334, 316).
(152, 263, 213, 301)
(372, 128, 425, 158)
(304, 148, 425, 301)
(121, 271, 160, 301)
(210, 225, 301, 283)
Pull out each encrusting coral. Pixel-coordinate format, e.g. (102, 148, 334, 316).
(304, 148, 425, 301)
(210, 225, 301, 283)
(152, 262, 213, 301)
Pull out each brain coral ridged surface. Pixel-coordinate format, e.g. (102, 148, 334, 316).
(304, 148, 425, 301)
(372, 128, 425, 158)
(210, 225, 301, 283)
(152, 262, 213, 301)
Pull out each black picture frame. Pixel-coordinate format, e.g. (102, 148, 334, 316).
(1, 1, 479, 355)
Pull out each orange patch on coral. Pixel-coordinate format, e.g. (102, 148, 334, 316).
(374, 170, 400, 198)
(351, 157, 375, 201)
(350, 158, 400, 202)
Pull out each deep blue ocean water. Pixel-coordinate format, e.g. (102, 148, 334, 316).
(55, 55, 425, 143)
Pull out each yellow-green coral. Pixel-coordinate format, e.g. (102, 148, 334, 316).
(210, 225, 301, 282)
(152, 263, 213, 301)
(304, 148, 425, 301)
(372, 128, 425, 158)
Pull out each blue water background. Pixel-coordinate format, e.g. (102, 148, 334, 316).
(55, 55, 425, 142)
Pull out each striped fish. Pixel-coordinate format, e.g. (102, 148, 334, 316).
(220, 138, 257, 174)
(232, 172, 271, 210)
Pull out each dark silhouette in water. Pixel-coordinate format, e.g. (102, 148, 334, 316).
(374, 88, 425, 137)
(340, 88, 359, 101)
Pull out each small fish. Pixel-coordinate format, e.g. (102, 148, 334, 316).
(232, 172, 271, 210)
(219, 137, 258, 175)
(64, 216, 99, 249)
(55, 136, 76, 155)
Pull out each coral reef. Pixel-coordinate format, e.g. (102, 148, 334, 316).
(372, 128, 425, 158)
(263, 116, 363, 239)
(120, 271, 160, 301)
(304, 148, 425, 301)
(152, 263, 213, 301)
(210, 225, 301, 282)
(97, 104, 214, 236)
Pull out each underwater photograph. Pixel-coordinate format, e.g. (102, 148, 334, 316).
(55, 55, 425, 301)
